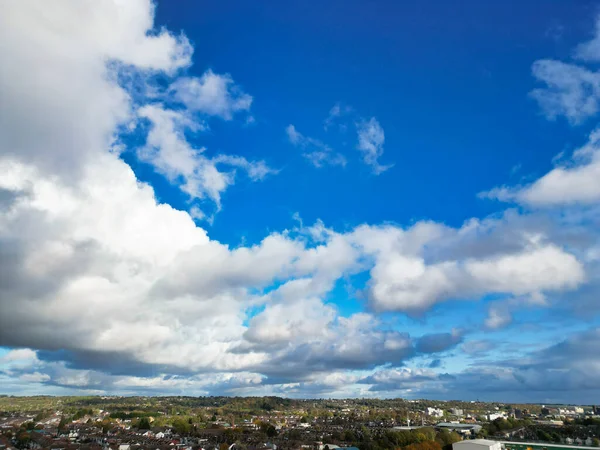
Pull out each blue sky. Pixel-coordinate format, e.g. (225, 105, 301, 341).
(1, 0, 600, 402)
(152, 0, 596, 238)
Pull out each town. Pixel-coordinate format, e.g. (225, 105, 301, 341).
(1, 397, 600, 450)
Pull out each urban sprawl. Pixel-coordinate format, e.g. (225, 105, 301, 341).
(1, 397, 600, 450)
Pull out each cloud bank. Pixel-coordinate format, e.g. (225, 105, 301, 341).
(0, 0, 599, 402)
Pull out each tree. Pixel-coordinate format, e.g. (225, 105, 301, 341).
(260, 422, 277, 438)
(437, 430, 461, 450)
(138, 417, 151, 430)
(537, 430, 552, 442)
(414, 433, 428, 443)
(172, 417, 191, 435)
(58, 416, 68, 432)
(593, 438, 600, 447)
(404, 441, 443, 450)
(224, 428, 242, 444)
(344, 430, 358, 442)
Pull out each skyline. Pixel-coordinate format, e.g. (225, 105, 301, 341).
(1, 0, 600, 403)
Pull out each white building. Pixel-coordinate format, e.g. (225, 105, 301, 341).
(427, 407, 444, 418)
(558, 407, 584, 416)
(487, 413, 506, 421)
(453, 439, 502, 450)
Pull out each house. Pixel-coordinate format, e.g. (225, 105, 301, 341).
(427, 408, 444, 418)
(437, 423, 482, 434)
(487, 413, 506, 421)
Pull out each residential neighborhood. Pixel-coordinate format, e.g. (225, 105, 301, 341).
(1, 397, 600, 450)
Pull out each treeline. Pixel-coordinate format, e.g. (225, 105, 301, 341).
(572, 417, 600, 427)
(483, 418, 532, 435)
(33, 395, 503, 413)
(109, 410, 161, 420)
(341, 426, 461, 450)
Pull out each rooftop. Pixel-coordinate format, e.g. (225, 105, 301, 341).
(455, 439, 500, 446)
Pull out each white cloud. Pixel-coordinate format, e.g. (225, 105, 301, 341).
(356, 117, 393, 174)
(574, 16, 600, 62)
(0, 150, 589, 388)
(1, 0, 599, 400)
(0, 0, 269, 221)
(290, 108, 393, 173)
(19, 372, 51, 383)
(483, 292, 547, 331)
(170, 70, 253, 120)
(286, 124, 302, 145)
(359, 367, 439, 392)
(485, 305, 513, 330)
(212, 154, 278, 181)
(482, 17, 600, 209)
(324, 102, 352, 130)
(481, 129, 600, 207)
(0, 348, 38, 363)
(466, 245, 583, 293)
(349, 223, 585, 313)
(285, 125, 347, 168)
(244, 298, 337, 346)
(530, 18, 600, 125)
(530, 60, 600, 125)
(138, 104, 275, 210)
(0, 0, 193, 180)
(357, 329, 600, 401)
(189, 205, 206, 221)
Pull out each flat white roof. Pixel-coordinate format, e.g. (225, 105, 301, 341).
(439, 423, 482, 428)
(502, 441, 597, 450)
(455, 440, 501, 446)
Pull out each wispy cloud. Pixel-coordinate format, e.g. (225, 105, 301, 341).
(324, 102, 353, 131)
(169, 69, 253, 120)
(285, 124, 347, 168)
(138, 104, 276, 213)
(356, 117, 393, 174)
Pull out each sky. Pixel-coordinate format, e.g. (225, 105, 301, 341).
(1, 0, 600, 403)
